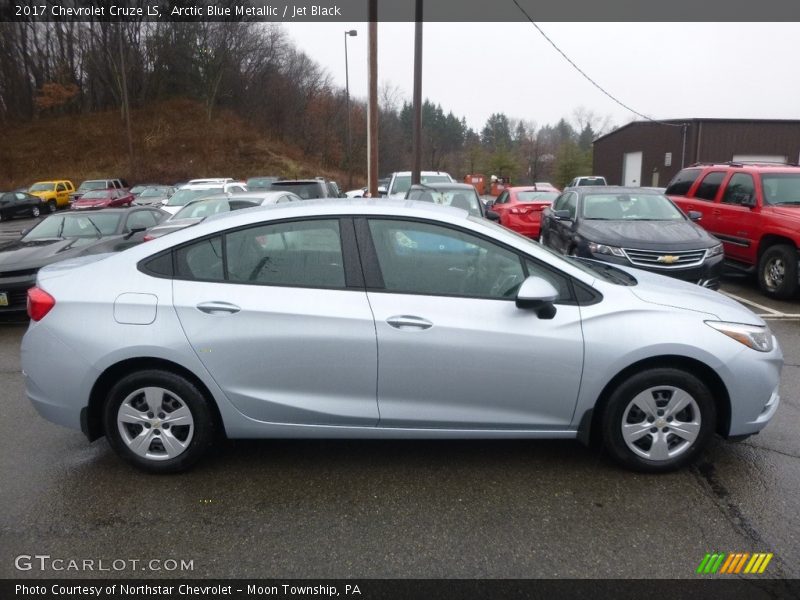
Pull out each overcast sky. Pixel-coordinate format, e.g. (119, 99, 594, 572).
(283, 22, 800, 133)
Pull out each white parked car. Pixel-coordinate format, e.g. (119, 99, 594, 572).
(386, 171, 455, 198)
(161, 182, 247, 215)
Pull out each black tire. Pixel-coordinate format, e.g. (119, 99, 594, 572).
(48, 200, 57, 213)
(758, 244, 798, 299)
(0, 212, 4, 222)
(103, 369, 217, 473)
(31, 206, 40, 218)
(601, 368, 716, 473)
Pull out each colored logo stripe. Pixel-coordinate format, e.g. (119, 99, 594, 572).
(697, 552, 773, 574)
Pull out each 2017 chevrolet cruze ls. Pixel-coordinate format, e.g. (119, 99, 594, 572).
(21, 200, 782, 473)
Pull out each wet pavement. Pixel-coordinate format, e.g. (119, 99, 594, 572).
(0, 213, 798, 580)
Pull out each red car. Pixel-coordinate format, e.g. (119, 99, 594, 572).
(71, 189, 135, 210)
(490, 186, 560, 238)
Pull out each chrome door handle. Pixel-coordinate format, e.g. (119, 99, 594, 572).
(386, 315, 433, 330)
(196, 301, 241, 315)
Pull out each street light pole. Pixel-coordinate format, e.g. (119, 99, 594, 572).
(344, 29, 357, 189)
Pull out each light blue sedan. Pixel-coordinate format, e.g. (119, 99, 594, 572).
(21, 200, 782, 473)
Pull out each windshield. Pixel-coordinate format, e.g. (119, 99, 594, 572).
(247, 177, 277, 189)
(80, 190, 111, 200)
(139, 187, 168, 197)
(581, 193, 684, 220)
(761, 174, 800, 206)
(78, 181, 108, 192)
(517, 191, 559, 203)
(29, 183, 55, 192)
(578, 178, 606, 186)
(23, 213, 121, 240)
(166, 188, 222, 207)
(392, 175, 451, 195)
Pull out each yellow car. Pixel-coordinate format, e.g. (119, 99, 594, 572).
(28, 180, 75, 212)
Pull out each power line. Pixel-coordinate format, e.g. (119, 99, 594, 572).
(511, 0, 684, 128)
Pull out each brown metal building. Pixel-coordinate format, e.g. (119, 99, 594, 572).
(592, 119, 800, 188)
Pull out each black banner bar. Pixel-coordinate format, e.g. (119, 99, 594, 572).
(1, 0, 800, 22)
(3, 579, 800, 600)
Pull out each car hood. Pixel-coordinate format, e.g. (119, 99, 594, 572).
(621, 265, 764, 324)
(0, 238, 104, 271)
(578, 220, 715, 249)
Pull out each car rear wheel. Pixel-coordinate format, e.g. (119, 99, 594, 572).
(48, 200, 57, 213)
(103, 370, 216, 473)
(31, 206, 40, 218)
(758, 244, 798, 299)
(601, 368, 716, 473)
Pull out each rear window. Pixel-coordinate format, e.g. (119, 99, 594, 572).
(665, 168, 701, 196)
(270, 182, 324, 199)
(693, 172, 726, 201)
(516, 191, 558, 203)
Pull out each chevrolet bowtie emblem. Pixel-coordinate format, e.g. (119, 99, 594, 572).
(657, 255, 679, 264)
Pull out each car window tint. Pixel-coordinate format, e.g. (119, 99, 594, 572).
(721, 173, 755, 205)
(693, 172, 725, 201)
(56, 183, 66, 192)
(665, 168, 702, 196)
(175, 236, 224, 281)
(564, 193, 578, 218)
(225, 219, 345, 288)
(368, 219, 525, 299)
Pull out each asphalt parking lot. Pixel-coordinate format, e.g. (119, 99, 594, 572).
(0, 212, 798, 580)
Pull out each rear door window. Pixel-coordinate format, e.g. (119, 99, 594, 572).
(692, 172, 726, 201)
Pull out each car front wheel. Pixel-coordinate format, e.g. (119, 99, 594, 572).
(601, 368, 716, 472)
(103, 370, 216, 473)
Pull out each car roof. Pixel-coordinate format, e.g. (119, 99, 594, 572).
(507, 186, 559, 192)
(408, 183, 475, 191)
(572, 186, 664, 196)
(689, 162, 800, 172)
(176, 183, 227, 190)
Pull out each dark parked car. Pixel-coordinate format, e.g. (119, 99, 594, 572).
(539, 186, 724, 289)
(0, 207, 167, 317)
(405, 182, 498, 221)
(0, 191, 46, 221)
(132, 186, 175, 207)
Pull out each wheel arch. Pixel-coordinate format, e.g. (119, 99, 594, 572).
(757, 234, 797, 259)
(84, 357, 226, 442)
(580, 354, 731, 446)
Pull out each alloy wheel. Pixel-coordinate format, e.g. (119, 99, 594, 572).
(116, 386, 195, 461)
(620, 386, 701, 461)
(763, 256, 785, 291)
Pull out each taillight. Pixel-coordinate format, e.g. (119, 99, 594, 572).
(143, 234, 155, 241)
(27, 287, 56, 321)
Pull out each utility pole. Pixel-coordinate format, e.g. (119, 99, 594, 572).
(411, 0, 423, 185)
(367, 0, 378, 197)
(344, 29, 357, 190)
(118, 24, 134, 177)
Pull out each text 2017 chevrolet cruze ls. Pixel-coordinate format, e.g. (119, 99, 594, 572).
(21, 200, 782, 473)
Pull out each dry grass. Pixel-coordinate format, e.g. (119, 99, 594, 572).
(0, 99, 348, 188)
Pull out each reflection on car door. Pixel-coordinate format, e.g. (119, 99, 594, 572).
(172, 218, 379, 426)
(359, 218, 584, 429)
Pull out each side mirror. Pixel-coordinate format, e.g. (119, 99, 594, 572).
(515, 276, 558, 319)
(486, 210, 500, 222)
(687, 210, 702, 221)
(377, 186, 387, 196)
(484, 198, 495, 207)
(553, 209, 572, 220)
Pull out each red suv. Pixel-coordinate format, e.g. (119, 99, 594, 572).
(666, 162, 800, 298)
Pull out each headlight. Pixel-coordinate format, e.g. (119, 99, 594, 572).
(588, 242, 625, 257)
(705, 321, 774, 352)
(705, 244, 723, 258)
